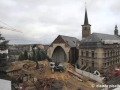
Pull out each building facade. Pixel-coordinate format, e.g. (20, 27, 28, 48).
(78, 8, 120, 73)
(78, 33, 120, 73)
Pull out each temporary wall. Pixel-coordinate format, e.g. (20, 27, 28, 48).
(75, 67, 104, 83)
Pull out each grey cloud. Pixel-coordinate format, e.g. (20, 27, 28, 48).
(0, 0, 119, 44)
(110, 0, 120, 16)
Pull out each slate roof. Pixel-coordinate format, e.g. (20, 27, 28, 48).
(60, 35, 79, 47)
(81, 33, 120, 43)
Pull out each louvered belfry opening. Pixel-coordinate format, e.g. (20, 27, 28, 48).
(52, 46, 67, 63)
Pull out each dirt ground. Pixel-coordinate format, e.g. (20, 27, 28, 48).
(9, 60, 98, 90)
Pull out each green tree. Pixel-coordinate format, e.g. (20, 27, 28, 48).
(32, 44, 52, 69)
(28, 55, 32, 60)
(24, 50, 28, 60)
(0, 33, 9, 67)
(18, 52, 24, 60)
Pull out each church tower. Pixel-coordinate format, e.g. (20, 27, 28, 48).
(114, 25, 118, 36)
(82, 8, 91, 39)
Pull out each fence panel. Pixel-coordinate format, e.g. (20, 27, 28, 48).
(75, 68, 103, 83)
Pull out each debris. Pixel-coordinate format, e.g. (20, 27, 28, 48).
(35, 78, 64, 90)
(67, 70, 83, 82)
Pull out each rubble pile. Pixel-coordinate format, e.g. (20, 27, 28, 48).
(35, 78, 64, 90)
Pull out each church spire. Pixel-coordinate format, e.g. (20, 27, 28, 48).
(84, 8, 89, 25)
(82, 6, 91, 39)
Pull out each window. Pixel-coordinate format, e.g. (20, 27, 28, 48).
(73, 41, 75, 43)
(92, 61, 94, 67)
(81, 59, 83, 65)
(81, 51, 83, 56)
(84, 27, 87, 29)
(86, 51, 89, 57)
(110, 51, 112, 56)
(92, 51, 94, 58)
(86, 60, 89, 66)
(104, 52, 106, 57)
(104, 63, 106, 67)
(108, 51, 109, 57)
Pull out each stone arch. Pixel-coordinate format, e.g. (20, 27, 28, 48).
(52, 46, 67, 63)
(47, 44, 70, 62)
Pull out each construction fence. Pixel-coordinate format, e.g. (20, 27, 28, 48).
(75, 67, 104, 83)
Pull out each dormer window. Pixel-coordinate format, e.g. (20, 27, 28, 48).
(73, 41, 75, 43)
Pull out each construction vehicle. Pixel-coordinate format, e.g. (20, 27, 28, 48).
(54, 64, 65, 72)
(49, 62, 65, 72)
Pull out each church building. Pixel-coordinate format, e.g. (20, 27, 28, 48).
(78, 8, 120, 73)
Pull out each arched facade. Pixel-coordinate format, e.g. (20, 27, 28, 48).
(47, 44, 70, 62)
(52, 46, 67, 62)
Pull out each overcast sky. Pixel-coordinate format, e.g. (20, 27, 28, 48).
(0, 0, 120, 44)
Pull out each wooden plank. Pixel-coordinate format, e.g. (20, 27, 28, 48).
(67, 70, 84, 82)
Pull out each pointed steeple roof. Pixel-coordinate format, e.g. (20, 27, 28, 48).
(115, 24, 118, 29)
(84, 8, 89, 25)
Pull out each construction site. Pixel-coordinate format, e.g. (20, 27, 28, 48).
(8, 60, 99, 90)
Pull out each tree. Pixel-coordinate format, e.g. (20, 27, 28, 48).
(18, 52, 24, 60)
(28, 55, 32, 60)
(24, 50, 28, 60)
(0, 33, 9, 67)
(32, 45, 39, 69)
(32, 44, 52, 69)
